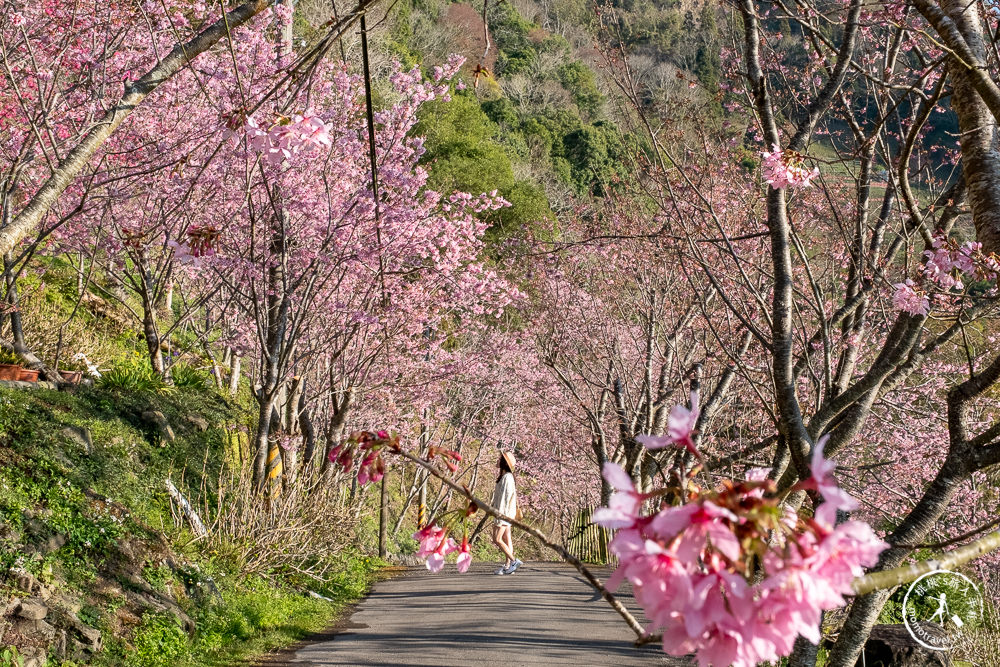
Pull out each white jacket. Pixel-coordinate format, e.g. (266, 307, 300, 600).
(492, 472, 517, 520)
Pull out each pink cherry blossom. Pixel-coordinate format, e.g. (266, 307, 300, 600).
(651, 501, 741, 562)
(413, 524, 457, 572)
(591, 462, 643, 528)
(594, 398, 888, 666)
(413, 524, 445, 559)
(804, 434, 859, 525)
(456, 536, 472, 573)
(636, 391, 700, 454)
(760, 145, 819, 189)
(891, 279, 930, 315)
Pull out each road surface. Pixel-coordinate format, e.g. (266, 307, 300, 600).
(264, 562, 691, 666)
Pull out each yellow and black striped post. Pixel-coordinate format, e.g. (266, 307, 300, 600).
(266, 439, 283, 499)
(417, 475, 427, 528)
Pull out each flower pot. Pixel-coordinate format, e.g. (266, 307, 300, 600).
(0, 364, 21, 381)
(59, 370, 83, 383)
(17, 368, 39, 382)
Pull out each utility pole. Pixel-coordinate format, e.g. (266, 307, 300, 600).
(378, 470, 388, 558)
(417, 407, 429, 527)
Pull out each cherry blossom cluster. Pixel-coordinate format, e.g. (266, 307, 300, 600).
(431, 54, 467, 83)
(636, 391, 700, 455)
(327, 430, 401, 486)
(413, 524, 472, 573)
(760, 145, 819, 189)
(426, 445, 463, 472)
(593, 397, 888, 666)
(327, 429, 470, 572)
(922, 235, 999, 288)
(186, 224, 221, 257)
(389, 54, 466, 103)
(243, 113, 334, 167)
(167, 224, 221, 266)
(892, 233, 1000, 316)
(891, 279, 930, 316)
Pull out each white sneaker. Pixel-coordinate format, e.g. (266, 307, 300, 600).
(504, 559, 523, 574)
(494, 565, 508, 575)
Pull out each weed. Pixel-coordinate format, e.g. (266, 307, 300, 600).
(125, 613, 189, 667)
(0, 646, 23, 667)
(169, 363, 210, 391)
(98, 355, 168, 393)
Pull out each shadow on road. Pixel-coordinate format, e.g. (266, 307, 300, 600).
(257, 562, 691, 667)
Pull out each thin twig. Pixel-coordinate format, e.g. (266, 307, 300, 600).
(392, 449, 649, 641)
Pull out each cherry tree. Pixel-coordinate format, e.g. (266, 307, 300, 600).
(190, 36, 517, 485)
(0, 0, 386, 375)
(0, 0, 282, 259)
(590, 0, 1000, 660)
(526, 210, 755, 503)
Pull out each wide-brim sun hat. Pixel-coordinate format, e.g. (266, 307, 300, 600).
(501, 451, 516, 471)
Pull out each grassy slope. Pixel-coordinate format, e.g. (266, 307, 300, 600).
(0, 380, 382, 667)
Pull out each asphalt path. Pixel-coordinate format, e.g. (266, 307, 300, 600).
(266, 562, 692, 666)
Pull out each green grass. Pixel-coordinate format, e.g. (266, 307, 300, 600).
(94, 561, 386, 667)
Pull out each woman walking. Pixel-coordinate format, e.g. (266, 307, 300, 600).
(491, 451, 523, 575)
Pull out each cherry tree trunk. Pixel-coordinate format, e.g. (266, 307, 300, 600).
(299, 393, 317, 468)
(141, 302, 165, 376)
(322, 388, 354, 471)
(943, 0, 1000, 256)
(253, 396, 276, 487)
(2, 254, 25, 348)
(228, 351, 241, 397)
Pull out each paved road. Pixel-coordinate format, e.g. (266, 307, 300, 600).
(270, 562, 690, 666)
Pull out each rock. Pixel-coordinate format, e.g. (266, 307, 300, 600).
(52, 607, 103, 652)
(0, 379, 59, 391)
(10, 568, 38, 593)
(34, 534, 67, 556)
(141, 410, 176, 443)
(17, 597, 48, 620)
(21, 515, 67, 556)
(74, 622, 102, 651)
(860, 624, 951, 666)
(23, 517, 45, 538)
(184, 413, 209, 431)
(68, 638, 90, 662)
(19, 646, 46, 667)
(3, 596, 21, 615)
(9, 569, 50, 600)
(61, 425, 93, 454)
(0, 522, 21, 543)
(392, 553, 424, 567)
(32, 618, 58, 640)
(53, 629, 67, 660)
(46, 593, 81, 615)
